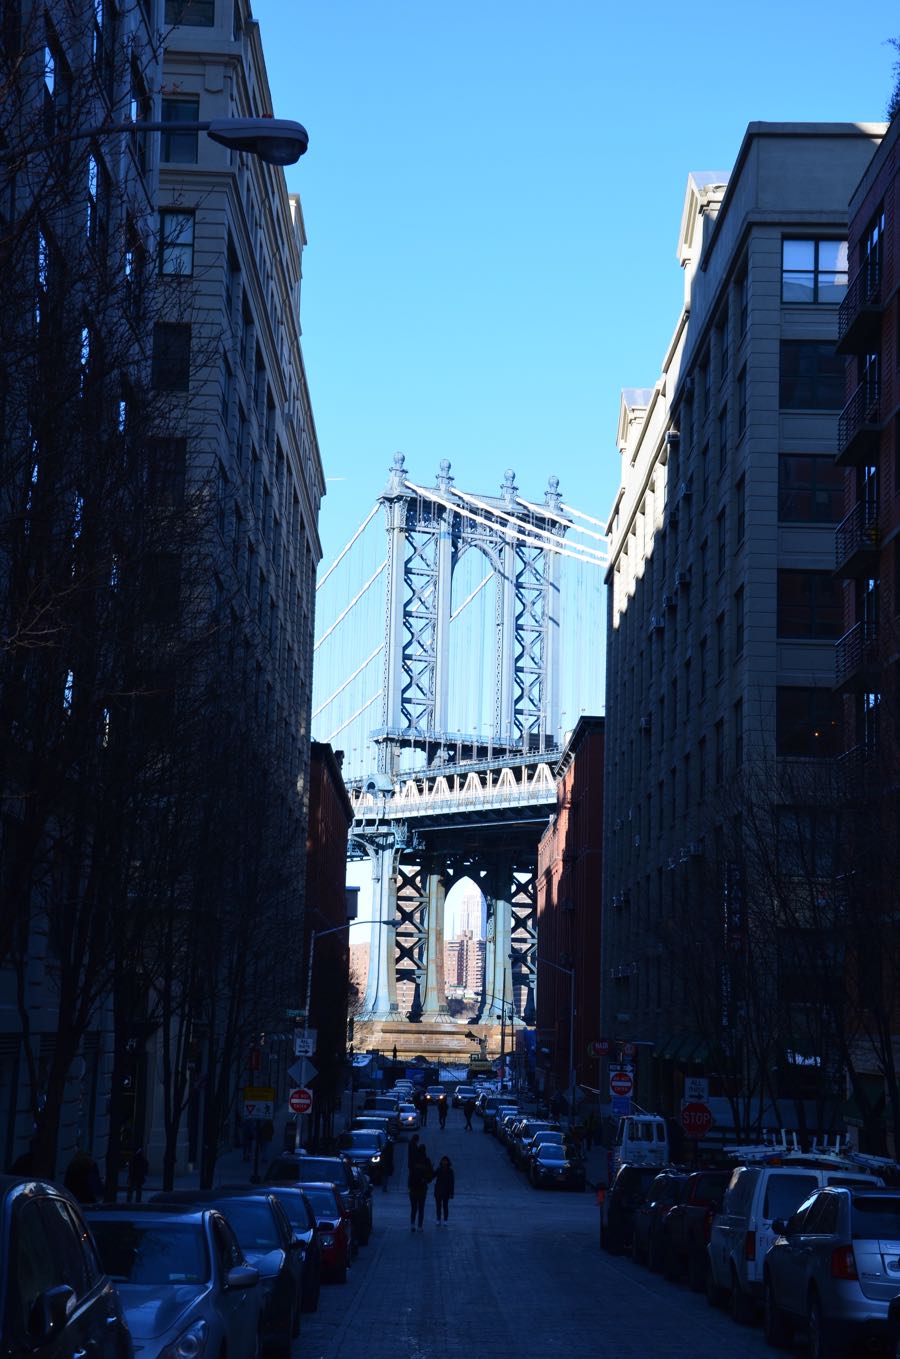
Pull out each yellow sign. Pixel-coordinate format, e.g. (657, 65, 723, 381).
(243, 1086, 276, 1102)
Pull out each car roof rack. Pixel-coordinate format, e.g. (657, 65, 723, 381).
(726, 1130, 898, 1174)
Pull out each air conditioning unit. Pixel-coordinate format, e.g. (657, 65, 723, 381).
(683, 375, 695, 398)
(665, 430, 680, 448)
(674, 569, 691, 588)
(633, 834, 641, 848)
(614, 817, 623, 830)
(687, 841, 703, 857)
(662, 592, 677, 611)
(638, 715, 652, 730)
(679, 481, 692, 499)
(667, 857, 678, 870)
(648, 613, 665, 632)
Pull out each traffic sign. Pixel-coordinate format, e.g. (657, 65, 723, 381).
(293, 1029, 317, 1056)
(609, 1069, 634, 1098)
(611, 1094, 631, 1117)
(684, 1076, 709, 1103)
(243, 1085, 275, 1102)
(681, 1101, 714, 1138)
(289, 1087, 313, 1115)
(243, 1100, 273, 1120)
(588, 1039, 612, 1058)
(287, 1057, 318, 1087)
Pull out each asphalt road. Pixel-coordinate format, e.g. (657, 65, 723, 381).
(296, 1108, 772, 1359)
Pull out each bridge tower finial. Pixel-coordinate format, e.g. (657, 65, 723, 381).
(545, 475, 562, 512)
(501, 468, 518, 509)
(436, 459, 454, 493)
(387, 451, 407, 495)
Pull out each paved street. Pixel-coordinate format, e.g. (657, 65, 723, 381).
(297, 1110, 770, 1359)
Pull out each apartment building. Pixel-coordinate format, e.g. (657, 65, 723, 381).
(444, 930, 486, 996)
(601, 124, 884, 1120)
(833, 114, 900, 1148)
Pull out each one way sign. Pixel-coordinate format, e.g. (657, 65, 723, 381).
(288, 1057, 317, 1086)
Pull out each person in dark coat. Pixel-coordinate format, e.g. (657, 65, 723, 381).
(126, 1147, 149, 1203)
(407, 1143, 433, 1231)
(437, 1094, 448, 1129)
(433, 1155, 455, 1225)
(407, 1132, 420, 1172)
(64, 1149, 103, 1204)
(463, 1096, 476, 1131)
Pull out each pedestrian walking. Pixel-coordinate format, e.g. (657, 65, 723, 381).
(420, 1094, 429, 1127)
(126, 1147, 149, 1203)
(463, 1096, 476, 1131)
(407, 1132, 420, 1171)
(380, 1134, 394, 1192)
(434, 1155, 454, 1225)
(408, 1144, 433, 1231)
(64, 1148, 103, 1204)
(258, 1117, 275, 1163)
(437, 1096, 447, 1130)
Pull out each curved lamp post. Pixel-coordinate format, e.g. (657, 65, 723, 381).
(0, 116, 309, 165)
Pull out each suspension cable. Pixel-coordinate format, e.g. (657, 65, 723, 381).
(316, 504, 379, 590)
(516, 496, 608, 545)
(314, 560, 386, 651)
(325, 690, 382, 745)
(312, 644, 383, 719)
(404, 481, 606, 568)
(450, 573, 492, 622)
(561, 502, 608, 531)
(453, 486, 606, 562)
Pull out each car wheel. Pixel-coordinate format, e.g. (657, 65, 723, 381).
(807, 1292, 841, 1359)
(763, 1277, 792, 1349)
(730, 1268, 755, 1325)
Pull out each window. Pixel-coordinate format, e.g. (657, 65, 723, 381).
(718, 312, 729, 379)
(718, 405, 728, 474)
(702, 359, 711, 416)
(734, 698, 743, 768)
(776, 687, 842, 757)
(716, 614, 724, 680)
(130, 61, 152, 174)
(151, 322, 191, 391)
(699, 637, 707, 698)
(165, 0, 215, 23)
(776, 808, 837, 878)
(735, 475, 745, 544)
(716, 510, 726, 575)
(737, 366, 747, 436)
(92, 0, 115, 102)
(86, 151, 109, 251)
(701, 442, 709, 503)
(714, 718, 724, 784)
(734, 586, 744, 657)
(145, 437, 186, 505)
(159, 210, 194, 275)
(777, 570, 842, 639)
(778, 454, 844, 523)
(779, 341, 845, 410)
(782, 238, 848, 304)
(700, 538, 708, 600)
(738, 270, 748, 336)
(161, 95, 200, 163)
(698, 736, 706, 801)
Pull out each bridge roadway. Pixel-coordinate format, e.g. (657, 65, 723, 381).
(295, 1111, 770, 1359)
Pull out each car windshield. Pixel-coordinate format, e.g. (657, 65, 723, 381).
(763, 1175, 819, 1221)
(852, 1198, 900, 1239)
(399, 1104, 416, 1113)
(300, 1185, 340, 1216)
(91, 1221, 210, 1285)
(340, 1133, 380, 1151)
(211, 1200, 279, 1250)
(538, 1149, 568, 1163)
(272, 1157, 349, 1187)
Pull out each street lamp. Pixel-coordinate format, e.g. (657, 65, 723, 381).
(303, 917, 400, 1027)
(0, 116, 309, 166)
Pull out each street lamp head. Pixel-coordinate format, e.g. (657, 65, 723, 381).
(207, 117, 309, 165)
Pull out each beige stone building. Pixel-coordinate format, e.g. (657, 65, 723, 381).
(601, 124, 884, 1119)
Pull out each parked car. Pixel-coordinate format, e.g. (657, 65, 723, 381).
(529, 1145, 586, 1191)
(631, 1171, 690, 1271)
(659, 1168, 731, 1289)
(296, 1183, 352, 1284)
(708, 1160, 880, 1323)
(266, 1152, 371, 1248)
(600, 1163, 668, 1256)
(497, 1112, 521, 1147)
(336, 1130, 386, 1184)
(398, 1102, 421, 1132)
(262, 1187, 322, 1313)
(87, 1203, 261, 1359)
(452, 1084, 477, 1108)
(351, 1114, 396, 1144)
(370, 1097, 400, 1137)
(483, 1100, 516, 1134)
(523, 1129, 566, 1167)
(510, 1121, 558, 1169)
(0, 1175, 134, 1359)
(763, 1185, 900, 1355)
(149, 1188, 302, 1357)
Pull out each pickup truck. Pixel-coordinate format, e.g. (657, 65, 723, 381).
(659, 1168, 730, 1289)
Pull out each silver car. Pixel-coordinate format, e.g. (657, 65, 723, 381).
(398, 1102, 421, 1132)
(763, 1185, 900, 1356)
(87, 1205, 261, 1359)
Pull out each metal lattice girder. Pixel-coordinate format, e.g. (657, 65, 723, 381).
(513, 542, 551, 744)
(394, 862, 427, 986)
(508, 864, 537, 994)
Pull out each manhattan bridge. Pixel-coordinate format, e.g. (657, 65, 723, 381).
(312, 453, 607, 1065)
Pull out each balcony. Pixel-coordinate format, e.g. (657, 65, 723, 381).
(834, 500, 879, 578)
(836, 740, 878, 804)
(836, 381, 881, 467)
(834, 620, 880, 693)
(837, 260, 882, 355)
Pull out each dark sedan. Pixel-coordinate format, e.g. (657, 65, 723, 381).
(263, 1186, 321, 1313)
(631, 1171, 689, 1271)
(266, 1152, 370, 1249)
(297, 1182, 352, 1284)
(529, 1146, 586, 1191)
(336, 1130, 386, 1184)
(150, 1188, 302, 1357)
(0, 1175, 133, 1359)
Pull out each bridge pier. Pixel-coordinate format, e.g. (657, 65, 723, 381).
(359, 838, 400, 1019)
(420, 870, 452, 1021)
(482, 889, 513, 1021)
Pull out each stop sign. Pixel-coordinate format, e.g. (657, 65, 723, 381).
(609, 1069, 633, 1098)
(681, 1101, 713, 1138)
(289, 1087, 313, 1115)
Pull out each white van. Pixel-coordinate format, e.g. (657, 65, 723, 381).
(708, 1159, 882, 1322)
(613, 1114, 669, 1174)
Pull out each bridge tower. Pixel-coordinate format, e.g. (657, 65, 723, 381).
(354, 455, 569, 1048)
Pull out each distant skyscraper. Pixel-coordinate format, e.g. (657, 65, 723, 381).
(458, 890, 484, 939)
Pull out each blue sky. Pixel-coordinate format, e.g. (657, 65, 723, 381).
(254, 0, 898, 572)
